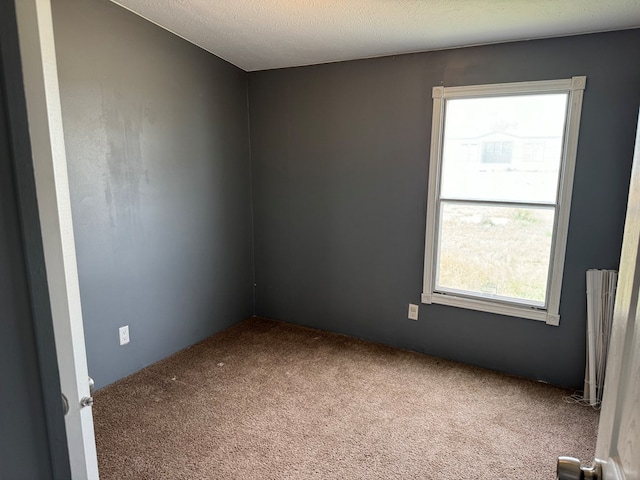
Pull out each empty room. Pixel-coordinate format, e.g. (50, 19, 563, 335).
(2, 0, 640, 479)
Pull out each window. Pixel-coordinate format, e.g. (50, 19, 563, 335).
(523, 142, 545, 163)
(422, 77, 586, 325)
(482, 141, 513, 164)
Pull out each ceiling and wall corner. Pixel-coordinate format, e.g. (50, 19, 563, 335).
(109, 0, 640, 71)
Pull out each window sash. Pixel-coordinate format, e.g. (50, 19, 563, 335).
(437, 198, 556, 209)
(433, 200, 558, 308)
(433, 286, 548, 309)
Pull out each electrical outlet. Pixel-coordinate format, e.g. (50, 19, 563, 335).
(119, 325, 130, 345)
(408, 303, 419, 321)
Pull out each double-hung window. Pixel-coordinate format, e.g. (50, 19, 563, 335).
(422, 77, 586, 325)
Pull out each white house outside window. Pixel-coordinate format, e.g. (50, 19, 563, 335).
(422, 77, 586, 325)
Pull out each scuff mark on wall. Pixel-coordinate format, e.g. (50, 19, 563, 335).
(101, 85, 145, 238)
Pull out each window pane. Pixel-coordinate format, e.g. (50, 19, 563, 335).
(436, 203, 555, 305)
(440, 94, 568, 203)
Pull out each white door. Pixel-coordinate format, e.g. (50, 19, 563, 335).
(14, 0, 99, 479)
(595, 110, 640, 480)
(558, 112, 640, 480)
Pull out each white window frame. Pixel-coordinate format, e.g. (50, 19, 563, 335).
(421, 76, 587, 326)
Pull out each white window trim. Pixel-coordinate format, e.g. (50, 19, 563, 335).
(421, 76, 587, 326)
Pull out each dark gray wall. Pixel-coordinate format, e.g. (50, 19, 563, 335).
(249, 30, 640, 388)
(0, 63, 55, 480)
(0, 2, 69, 476)
(52, 0, 254, 388)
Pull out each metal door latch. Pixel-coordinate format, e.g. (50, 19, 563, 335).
(62, 376, 95, 413)
(557, 456, 602, 480)
(80, 376, 96, 408)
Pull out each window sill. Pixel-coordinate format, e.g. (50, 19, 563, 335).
(421, 292, 560, 326)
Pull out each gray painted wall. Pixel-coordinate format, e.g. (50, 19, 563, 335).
(249, 30, 640, 388)
(52, 0, 254, 388)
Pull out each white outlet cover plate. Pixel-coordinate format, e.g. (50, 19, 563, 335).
(408, 304, 419, 321)
(119, 325, 130, 345)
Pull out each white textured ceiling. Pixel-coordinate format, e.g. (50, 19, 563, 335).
(110, 0, 640, 72)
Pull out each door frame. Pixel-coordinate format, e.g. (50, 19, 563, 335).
(0, 2, 70, 477)
(594, 109, 640, 480)
(6, 0, 99, 478)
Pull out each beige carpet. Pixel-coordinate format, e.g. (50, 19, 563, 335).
(93, 317, 599, 479)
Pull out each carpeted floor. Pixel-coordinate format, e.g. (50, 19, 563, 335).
(93, 317, 599, 479)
